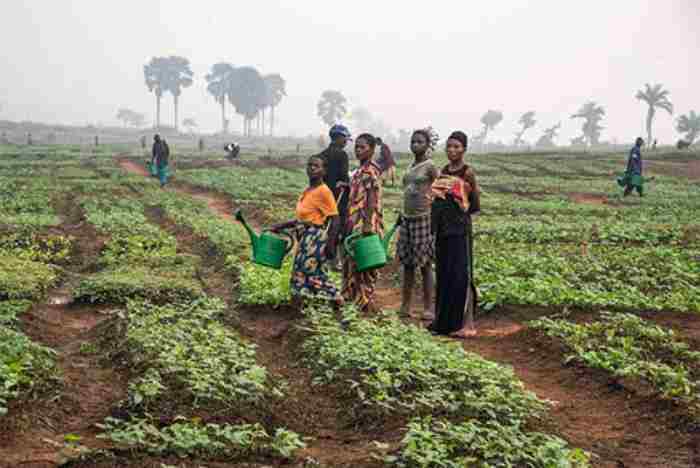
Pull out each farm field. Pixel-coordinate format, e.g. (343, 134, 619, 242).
(0, 143, 699, 468)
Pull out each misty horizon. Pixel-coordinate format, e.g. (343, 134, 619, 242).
(1, 0, 698, 145)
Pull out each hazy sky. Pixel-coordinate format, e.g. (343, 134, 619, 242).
(2, 0, 699, 145)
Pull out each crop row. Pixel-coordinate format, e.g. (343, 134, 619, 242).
(302, 304, 590, 467)
(0, 215, 68, 416)
(531, 312, 700, 420)
(96, 298, 303, 461)
(477, 240, 700, 313)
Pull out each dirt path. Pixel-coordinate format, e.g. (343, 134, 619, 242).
(124, 155, 699, 467)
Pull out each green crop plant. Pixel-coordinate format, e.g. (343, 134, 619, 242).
(531, 312, 700, 419)
(97, 417, 304, 460)
(0, 324, 57, 416)
(115, 298, 279, 408)
(74, 265, 202, 304)
(0, 255, 58, 300)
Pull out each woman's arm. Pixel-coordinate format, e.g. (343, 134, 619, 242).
(269, 220, 298, 233)
(363, 181, 377, 235)
(325, 215, 340, 258)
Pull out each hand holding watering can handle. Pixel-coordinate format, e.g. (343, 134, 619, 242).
(344, 231, 361, 257)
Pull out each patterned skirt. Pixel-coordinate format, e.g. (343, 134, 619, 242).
(290, 224, 340, 301)
(397, 214, 434, 268)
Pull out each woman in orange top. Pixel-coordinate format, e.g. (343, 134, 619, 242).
(271, 155, 343, 305)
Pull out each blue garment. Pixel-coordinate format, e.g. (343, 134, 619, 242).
(626, 146, 642, 175)
(157, 164, 169, 186)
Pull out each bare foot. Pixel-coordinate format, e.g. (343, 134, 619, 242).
(449, 329, 477, 339)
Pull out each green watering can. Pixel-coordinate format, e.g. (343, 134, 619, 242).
(146, 160, 158, 177)
(616, 173, 645, 188)
(344, 220, 401, 273)
(235, 210, 293, 269)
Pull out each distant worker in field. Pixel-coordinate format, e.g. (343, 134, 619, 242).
(224, 142, 240, 160)
(318, 124, 351, 268)
(398, 129, 439, 320)
(198, 137, 205, 153)
(677, 139, 690, 150)
(621, 137, 644, 197)
(375, 137, 396, 186)
(152, 134, 170, 188)
(140, 135, 147, 150)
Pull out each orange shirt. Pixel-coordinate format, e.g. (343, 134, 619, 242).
(296, 183, 339, 226)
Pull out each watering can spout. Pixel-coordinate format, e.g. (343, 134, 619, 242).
(381, 218, 402, 256)
(234, 210, 259, 257)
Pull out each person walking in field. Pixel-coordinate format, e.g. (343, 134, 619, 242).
(622, 137, 644, 197)
(318, 124, 352, 268)
(270, 155, 344, 307)
(375, 137, 396, 186)
(342, 133, 384, 312)
(151, 134, 170, 188)
(429, 131, 480, 338)
(398, 129, 439, 320)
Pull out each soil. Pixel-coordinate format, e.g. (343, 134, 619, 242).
(569, 192, 610, 205)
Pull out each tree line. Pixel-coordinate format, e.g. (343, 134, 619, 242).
(317, 85, 700, 148)
(138, 56, 286, 136)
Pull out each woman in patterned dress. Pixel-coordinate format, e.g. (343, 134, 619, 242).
(398, 129, 439, 319)
(341, 133, 384, 312)
(270, 155, 343, 306)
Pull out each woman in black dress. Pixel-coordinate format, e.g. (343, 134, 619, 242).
(429, 131, 480, 338)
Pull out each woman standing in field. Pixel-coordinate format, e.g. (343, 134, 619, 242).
(342, 133, 384, 312)
(398, 129, 439, 320)
(430, 131, 480, 338)
(271, 155, 343, 306)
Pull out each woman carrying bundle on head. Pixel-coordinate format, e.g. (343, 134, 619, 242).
(398, 129, 439, 320)
(429, 131, 481, 338)
(270, 155, 344, 307)
(342, 133, 384, 312)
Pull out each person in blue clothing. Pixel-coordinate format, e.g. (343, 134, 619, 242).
(318, 124, 352, 268)
(623, 137, 644, 197)
(152, 134, 170, 188)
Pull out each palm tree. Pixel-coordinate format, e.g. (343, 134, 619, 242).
(478, 110, 504, 143)
(636, 83, 673, 145)
(264, 74, 286, 137)
(676, 110, 700, 145)
(536, 122, 561, 148)
(144, 57, 170, 129)
(317, 90, 347, 126)
(116, 108, 146, 128)
(227, 66, 267, 137)
(514, 111, 536, 146)
(206, 62, 235, 134)
(165, 56, 194, 133)
(571, 102, 605, 146)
